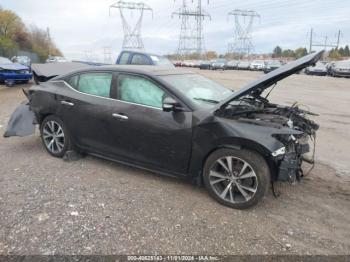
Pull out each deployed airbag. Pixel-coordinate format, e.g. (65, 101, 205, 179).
(3, 102, 36, 137)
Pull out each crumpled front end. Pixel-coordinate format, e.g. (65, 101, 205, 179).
(272, 132, 316, 182)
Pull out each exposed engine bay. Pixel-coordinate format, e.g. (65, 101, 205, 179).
(215, 87, 319, 183)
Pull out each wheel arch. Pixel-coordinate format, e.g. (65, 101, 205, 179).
(192, 137, 278, 186)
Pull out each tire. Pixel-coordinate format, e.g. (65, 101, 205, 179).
(40, 115, 72, 158)
(203, 148, 270, 209)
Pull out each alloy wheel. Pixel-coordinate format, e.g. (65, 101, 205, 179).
(209, 156, 258, 204)
(42, 120, 65, 154)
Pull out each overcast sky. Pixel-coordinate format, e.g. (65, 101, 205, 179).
(2, 0, 350, 62)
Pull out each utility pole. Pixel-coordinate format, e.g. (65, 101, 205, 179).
(46, 27, 51, 57)
(336, 29, 341, 49)
(109, 1, 153, 50)
(309, 28, 313, 53)
(172, 0, 210, 58)
(227, 9, 260, 59)
(103, 46, 112, 64)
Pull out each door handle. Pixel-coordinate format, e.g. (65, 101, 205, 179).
(61, 101, 74, 106)
(112, 113, 128, 120)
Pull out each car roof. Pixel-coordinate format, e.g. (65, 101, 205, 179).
(54, 65, 194, 79)
(120, 50, 163, 57)
(79, 65, 194, 76)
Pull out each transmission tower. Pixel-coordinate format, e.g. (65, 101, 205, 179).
(227, 9, 260, 58)
(172, 0, 210, 58)
(110, 1, 153, 50)
(103, 46, 112, 64)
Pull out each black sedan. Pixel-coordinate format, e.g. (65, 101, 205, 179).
(4, 52, 322, 209)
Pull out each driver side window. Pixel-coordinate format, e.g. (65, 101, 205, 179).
(118, 74, 165, 108)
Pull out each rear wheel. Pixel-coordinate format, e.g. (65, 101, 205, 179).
(203, 148, 270, 209)
(40, 115, 71, 157)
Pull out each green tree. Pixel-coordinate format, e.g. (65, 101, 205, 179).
(0, 35, 17, 57)
(338, 47, 345, 56)
(343, 45, 350, 56)
(329, 48, 341, 60)
(294, 47, 308, 58)
(0, 7, 62, 61)
(205, 51, 218, 60)
(0, 9, 24, 39)
(272, 46, 282, 57)
(282, 49, 295, 57)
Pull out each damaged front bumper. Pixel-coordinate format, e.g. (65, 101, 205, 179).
(273, 134, 315, 182)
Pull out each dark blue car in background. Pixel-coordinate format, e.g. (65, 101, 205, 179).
(0, 57, 33, 86)
(116, 50, 174, 67)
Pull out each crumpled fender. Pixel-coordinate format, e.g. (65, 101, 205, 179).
(3, 102, 37, 138)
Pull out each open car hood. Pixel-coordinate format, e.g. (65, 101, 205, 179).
(215, 51, 323, 110)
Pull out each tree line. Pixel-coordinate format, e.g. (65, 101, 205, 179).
(0, 6, 62, 62)
(272, 46, 308, 58)
(328, 46, 350, 59)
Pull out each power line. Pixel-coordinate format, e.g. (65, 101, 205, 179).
(109, 0, 153, 50)
(309, 28, 342, 52)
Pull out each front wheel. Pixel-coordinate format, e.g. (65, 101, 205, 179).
(203, 148, 270, 209)
(40, 115, 71, 157)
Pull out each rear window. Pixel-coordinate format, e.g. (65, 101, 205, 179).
(66, 73, 113, 98)
(131, 54, 151, 65)
(150, 55, 174, 67)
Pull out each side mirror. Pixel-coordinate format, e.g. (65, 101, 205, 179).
(163, 97, 181, 112)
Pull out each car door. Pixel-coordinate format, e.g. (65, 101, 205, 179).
(108, 73, 193, 174)
(59, 71, 119, 154)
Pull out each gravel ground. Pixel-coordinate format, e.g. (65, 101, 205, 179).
(0, 71, 349, 255)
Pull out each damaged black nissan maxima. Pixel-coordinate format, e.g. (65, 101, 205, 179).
(4, 51, 322, 209)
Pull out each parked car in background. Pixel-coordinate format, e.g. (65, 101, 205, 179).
(329, 60, 350, 77)
(199, 60, 212, 70)
(305, 61, 327, 76)
(0, 57, 32, 86)
(264, 60, 282, 74)
(249, 60, 265, 71)
(116, 50, 174, 67)
(173, 60, 183, 67)
(11, 56, 31, 69)
(211, 59, 227, 70)
(46, 56, 69, 63)
(183, 60, 197, 67)
(226, 60, 239, 70)
(236, 61, 251, 70)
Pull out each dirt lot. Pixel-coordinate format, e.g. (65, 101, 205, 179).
(0, 71, 349, 255)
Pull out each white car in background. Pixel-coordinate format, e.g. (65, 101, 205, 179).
(249, 60, 266, 71)
(46, 56, 69, 63)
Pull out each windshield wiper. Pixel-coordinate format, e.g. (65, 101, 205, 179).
(193, 97, 220, 104)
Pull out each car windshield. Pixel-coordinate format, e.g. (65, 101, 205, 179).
(160, 74, 233, 108)
(150, 55, 174, 66)
(0, 57, 12, 64)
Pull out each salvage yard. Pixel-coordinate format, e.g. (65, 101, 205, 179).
(0, 70, 349, 255)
